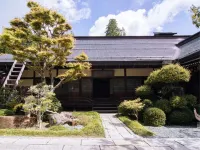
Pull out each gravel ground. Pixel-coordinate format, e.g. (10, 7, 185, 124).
(146, 125, 200, 138)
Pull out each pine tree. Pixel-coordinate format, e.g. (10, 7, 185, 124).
(0, 1, 91, 90)
(105, 19, 121, 36)
(191, 5, 200, 28)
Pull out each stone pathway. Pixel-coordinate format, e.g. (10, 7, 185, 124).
(100, 113, 140, 139)
(0, 114, 200, 150)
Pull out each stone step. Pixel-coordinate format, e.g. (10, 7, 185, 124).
(94, 110, 118, 113)
(93, 107, 117, 110)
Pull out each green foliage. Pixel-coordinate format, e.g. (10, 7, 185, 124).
(0, 88, 20, 108)
(170, 96, 187, 109)
(169, 109, 194, 125)
(135, 85, 152, 97)
(183, 94, 197, 108)
(145, 64, 190, 85)
(118, 98, 145, 119)
(105, 19, 126, 36)
(160, 86, 184, 98)
(191, 5, 200, 28)
(0, 112, 104, 137)
(13, 103, 24, 113)
(49, 96, 62, 112)
(23, 83, 61, 128)
(0, 109, 14, 116)
(49, 125, 66, 131)
(155, 99, 171, 113)
(0, 1, 91, 89)
(118, 116, 154, 136)
(143, 107, 166, 126)
(143, 99, 153, 109)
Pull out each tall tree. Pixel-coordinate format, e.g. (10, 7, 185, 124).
(105, 19, 126, 36)
(0, 1, 91, 90)
(191, 5, 200, 28)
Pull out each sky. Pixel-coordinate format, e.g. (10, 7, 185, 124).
(0, 0, 199, 36)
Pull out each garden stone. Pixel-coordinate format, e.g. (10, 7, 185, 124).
(63, 124, 83, 130)
(48, 112, 78, 125)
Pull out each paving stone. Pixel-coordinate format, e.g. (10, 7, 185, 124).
(144, 138, 190, 150)
(14, 137, 50, 145)
(48, 138, 82, 145)
(63, 146, 100, 150)
(113, 139, 149, 147)
(100, 145, 137, 150)
(175, 138, 200, 150)
(82, 139, 114, 146)
(24, 144, 64, 150)
(135, 146, 173, 150)
(0, 144, 27, 150)
(0, 137, 20, 144)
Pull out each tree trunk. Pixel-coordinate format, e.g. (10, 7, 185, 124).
(37, 111, 42, 129)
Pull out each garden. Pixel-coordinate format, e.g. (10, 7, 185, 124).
(118, 64, 200, 138)
(0, 1, 105, 137)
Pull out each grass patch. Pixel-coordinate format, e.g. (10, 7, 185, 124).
(0, 111, 104, 137)
(118, 115, 154, 137)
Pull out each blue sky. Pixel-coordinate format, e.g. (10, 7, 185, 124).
(0, 0, 199, 36)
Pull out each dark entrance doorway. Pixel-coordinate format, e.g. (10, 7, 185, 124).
(93, 78, 110, 98)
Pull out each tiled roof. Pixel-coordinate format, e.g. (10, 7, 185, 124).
(177, 32, 200, 59)
(0, 36, 188, 62)
(70, 36, 187, 61)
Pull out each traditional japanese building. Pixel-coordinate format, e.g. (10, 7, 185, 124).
(0, 32, 199, 112)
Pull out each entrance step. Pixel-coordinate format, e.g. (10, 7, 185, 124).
(94, 110, 118, 113)
(93, 106, 118, 113)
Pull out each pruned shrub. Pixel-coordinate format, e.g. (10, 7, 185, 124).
(0, 109, 14, 116)
(169, 108, 194, 125)
(143, 107, 166, 126)
(145, 64, 190, 85)
(143, 99, 153, 109)
(155, 99, 171, 113)
(118, 98, 145, 120)
(135, 85, 152, 97)
(170, 96, 187, 109)
(183, 94, 197, 108)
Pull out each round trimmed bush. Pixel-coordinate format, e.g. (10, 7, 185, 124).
(118, 98, 144, 117)
(143, 99, 153, 108)
(143, 107, 166, 126)
(155, 99, 171, 113)
(169, 108, 194, 125)
(183, 94, 197, 108)
(170, 96, 187, 109)
(135, 85, 152, 97)
(145, 64, 190, 85)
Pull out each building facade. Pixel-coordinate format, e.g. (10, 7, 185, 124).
(0, 32, 199, 111)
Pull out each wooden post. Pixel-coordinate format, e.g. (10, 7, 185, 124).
(124, 68, 127, 95)
(79, 79, 82, 97)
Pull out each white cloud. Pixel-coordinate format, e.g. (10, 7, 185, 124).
(89, 0, 200, 36)
(37, 0, 91, 22)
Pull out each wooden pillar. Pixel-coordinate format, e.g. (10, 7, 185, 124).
(124, 68, 127, 94)
(56, 68, 58, 76)
(79, 79, 82, 97)
(33, 71, 36, 85)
